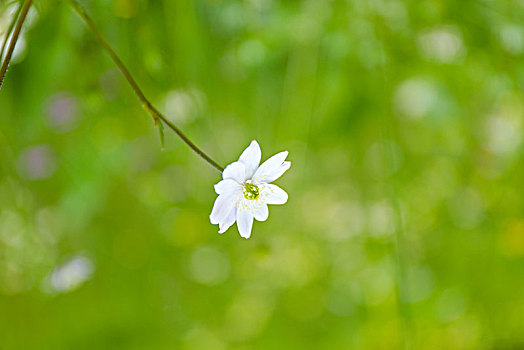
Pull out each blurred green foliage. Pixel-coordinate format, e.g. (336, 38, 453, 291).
(1, 0, 524, 348)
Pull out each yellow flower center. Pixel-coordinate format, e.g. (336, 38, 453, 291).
(243, 183, 259, 200)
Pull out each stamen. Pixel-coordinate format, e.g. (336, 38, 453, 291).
(243, 183, 260, 200)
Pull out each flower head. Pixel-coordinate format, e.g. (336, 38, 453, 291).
(210, 140, 290, 238)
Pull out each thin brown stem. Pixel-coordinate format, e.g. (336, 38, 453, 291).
(0, 0, 32, 90)
(0, 1, 23, 60)
(67, 0, 224, 172)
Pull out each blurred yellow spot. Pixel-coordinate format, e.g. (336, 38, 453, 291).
(250, 237, 322, 288)
(183, 326, 226, 350)
(223, 294, 272, 341)
(500, 220, 524, 257)
(135, 174, 164, 208)
(90, 117, 124, 153)
(168, 210, 206, 247)
(282, 287, 324, 322)
(113, 0, 137, 19)
(436, 288, 467, 323)
(113, 230, 150, 269)
(360, 263, 394, 306)
(188, 246, 230, 285)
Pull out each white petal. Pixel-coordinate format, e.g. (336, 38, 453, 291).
(236, 208, 254, 239)
(219, 205, 237, 233)
(253, 203, 269, 222)
(262, 184, 288, 205)
(214, 179, 242, 195)
(238, 140, 261, 179)
(209, 192, 236, 225)
(267, 161, 291, 183)
(253, 151, 290, 183)
(222, 161, 246, 183)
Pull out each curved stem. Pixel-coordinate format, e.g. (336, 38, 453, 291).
(66, 0, 224, 172)
(0, 0, 32, 91)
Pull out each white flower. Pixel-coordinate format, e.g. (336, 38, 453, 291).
(210, 140, 290, 239)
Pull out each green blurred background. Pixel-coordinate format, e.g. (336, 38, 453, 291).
(1, 0, 524, 348)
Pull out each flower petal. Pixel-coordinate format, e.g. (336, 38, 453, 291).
(222, 161, 246, 183)
(209, 192, 236, 225)
(219, 205, 237, 233)
(253, 203, 269, 222)
(268, 161, 291, 183)
(253, 151, 290, 183)
(238, 140, 261, 179)
(262, 184, 288, 205)
(236, 208, 254, 239)
(214, 179, 242, 195)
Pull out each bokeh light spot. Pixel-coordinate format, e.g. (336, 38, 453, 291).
(188, 246, 230, 285)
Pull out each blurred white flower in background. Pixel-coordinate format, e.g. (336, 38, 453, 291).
(162, 88, 206, 124)
(210, 140, 290, 239)
(394, 77, 438, 119)
(485, 113, 522, 156)
(418, 25, 465, 64)
(44, 255, 94, 294)
(498, 24, 524, 55)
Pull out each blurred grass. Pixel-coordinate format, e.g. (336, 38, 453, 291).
(1, 0, 524, 349)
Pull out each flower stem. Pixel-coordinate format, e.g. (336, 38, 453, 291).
(66, 0, 224, 172)
(382, 132, 413, 350)
(372, 13, 413, 348)
(0, 0, 32, 91)
(0, 1, 22, 60)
